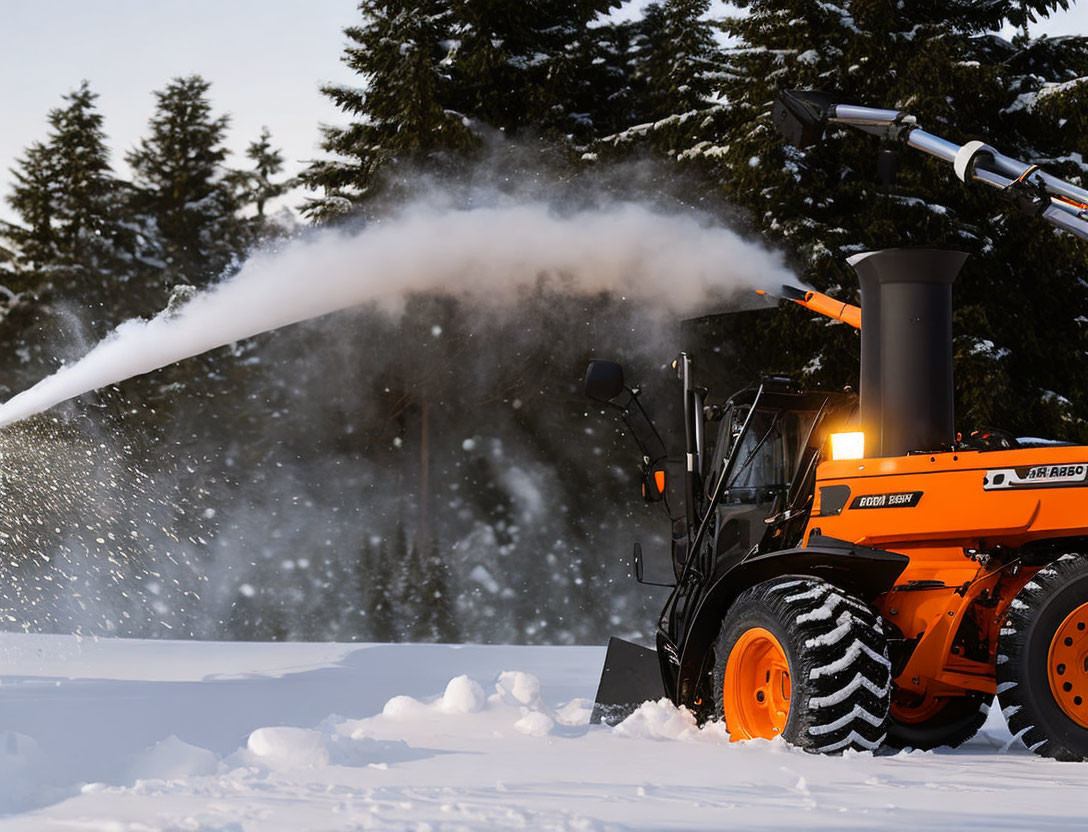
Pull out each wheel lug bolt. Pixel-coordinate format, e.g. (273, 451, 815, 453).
(756, 690, 766, 703)
(1077, 697, 1084, 706)
(1058, 664, 1066, 675)
(1064, 682, 1073, 692)
(1066, 637, 1074, 646)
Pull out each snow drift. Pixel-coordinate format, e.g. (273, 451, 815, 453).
(4, 633, 1084, 831)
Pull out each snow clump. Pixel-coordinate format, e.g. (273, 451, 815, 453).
(612, 699, 729, 743)
(439, 675, 487, 714)
(246, 726, 331, 769)
(495, 671, 543, 710)
(381, 695, 430, 720)
(515, 711, 555, 737)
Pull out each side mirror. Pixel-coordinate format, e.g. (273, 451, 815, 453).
(584, 360, 625, 403)
(632, 541, 675, 588)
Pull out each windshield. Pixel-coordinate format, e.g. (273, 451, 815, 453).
(707, 407, 814, 503)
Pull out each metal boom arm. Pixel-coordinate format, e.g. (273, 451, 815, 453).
(774, 90, 1088, 243)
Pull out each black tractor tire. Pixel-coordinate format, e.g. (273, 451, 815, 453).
(998, 554, 1088, 761)
(712, 576, 891, 753)
(885, 693, 991, 750)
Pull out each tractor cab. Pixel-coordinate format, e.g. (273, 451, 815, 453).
(703, 379, 856, 564)
(584, 357, 855, 583)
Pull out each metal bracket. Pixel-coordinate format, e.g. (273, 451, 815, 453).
(954, 140, 996, 182)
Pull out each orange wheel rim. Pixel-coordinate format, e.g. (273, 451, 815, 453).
(722, 627, 791, 741)
(891, 694, 949, 725)
(1048, 601, 1088, 728)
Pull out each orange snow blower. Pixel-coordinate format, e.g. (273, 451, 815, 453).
(586, 92, 1088, 760)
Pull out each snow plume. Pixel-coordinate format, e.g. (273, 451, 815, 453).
(0, 415, 212, 636)
(0, 197, 794, 428)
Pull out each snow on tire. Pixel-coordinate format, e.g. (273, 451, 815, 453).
(998, 553, 1088, 761)
(712, 576, 890, 753)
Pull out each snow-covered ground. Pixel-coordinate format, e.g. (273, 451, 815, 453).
(2, 634, 1087, 830)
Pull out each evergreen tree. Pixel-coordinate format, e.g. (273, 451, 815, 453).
(47, 82, 118, 266)
(5, 141, 58, 273)
(609, 0, 1088, 441)
(5, 82, 124, 290)
(631, 0, 721, 123)
(302, 0, 476, 221)
(303, 0, 632, 220)
(423, 537, 459, 642)
(126, 75, 243, 284)
(449, 0, 623, 139)
(242, 126, 289, 219)
(347, 538, 375, 640)
(401, 540, 429, 641)
(368, 535, 398, 642)
(582, 19, 642, 139)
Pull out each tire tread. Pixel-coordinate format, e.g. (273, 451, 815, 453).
(713, 577, 891, 754)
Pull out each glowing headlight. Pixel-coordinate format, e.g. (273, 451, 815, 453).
(830, 431, 865, 461)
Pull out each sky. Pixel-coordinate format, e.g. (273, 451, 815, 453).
(1, 1, 1086, 224)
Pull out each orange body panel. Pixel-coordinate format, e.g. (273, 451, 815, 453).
(804, 445, 1088, 704)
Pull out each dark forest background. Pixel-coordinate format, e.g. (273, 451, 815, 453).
(1, 0, 1087, 645)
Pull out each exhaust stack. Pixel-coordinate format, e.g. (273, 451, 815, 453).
(849, 248, 968, 458)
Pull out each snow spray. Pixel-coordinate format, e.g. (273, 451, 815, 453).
(0, 200, 795, 428)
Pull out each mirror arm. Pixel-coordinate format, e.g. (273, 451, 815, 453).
(605, 386, 667, 465)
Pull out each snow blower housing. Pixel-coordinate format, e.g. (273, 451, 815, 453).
(587, 92, 1088, 760)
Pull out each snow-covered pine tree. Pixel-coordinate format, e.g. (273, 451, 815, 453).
(302, 0, 476, 222)
(4, 141, 58, 275)
(614, 0, 1088, 441)
(45, 83, 120, 274)
(581, 18, 642, 139)
(448, 0, 622, 140)
(0, 232, 15, 282)
(595, 0, 724, 165)
(631, 0, 722, 123)
(5, 82, 124, 292)
(242, 127, 290, 220)
(126, 75, 244, 285)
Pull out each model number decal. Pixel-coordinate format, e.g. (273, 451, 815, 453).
(984, 464, 1088, 490)
(849, 491, 923, 509)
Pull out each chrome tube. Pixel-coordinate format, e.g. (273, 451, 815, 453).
(1037, 171, 1088, 207)
(982, 150, 1035, 180)
(971, 168, 1014, 190)
(905, 130, 960, 165)
(830, 104, 903, 126)
(1042, 205, 1088, 242)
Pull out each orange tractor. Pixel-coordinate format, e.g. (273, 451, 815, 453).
(586, 93, 1088, 759)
